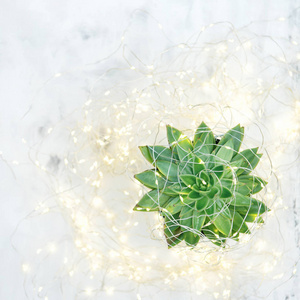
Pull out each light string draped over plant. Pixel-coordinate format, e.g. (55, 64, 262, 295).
(133, 122, 269, 248)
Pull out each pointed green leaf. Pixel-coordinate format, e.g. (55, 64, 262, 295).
(194, 139, 214, 162)
(192, 155, 205, 175)
(202, 225, 222, 246)
(139, 146, 153, 164)
(242, 153, 262, 175)
(249, 199, 269, 215)
(228, 158, 246, 176)
(134, 169, 169, 189)
(232, 147, 258, 163)
(211, 213, 232, 236)
(180, 195, 195, 205)
(195, 177, 202, 187)
(195, 196, 209, 211)
(194, 122, 213, 142)
(166, 125, 184, 146)
(239, 213, 264, 223)
(216, 200, 231, 219)
(222, 166, 234, 181)
(220, 186, 233, 198)
(218, 124, 244, 153)
(201, 186, 219, 199)
(180, 209, 193, 228)
(163, 213, 184, 248)
(179, 205, 191, 215)
(165, 196, 184, 214)
(220, 179, 234, 190)
(185, 231, 200, 246)
(208, 187, 219, 198)
(199, 171, 210, 185)
(209, 174, 215, 186)
(188, 190, 203, 200)
(165, 225, 184, 248)
(231, 148, 262, 175)
(176, 138, 193, 162)
(147, 146, 176, 163)
(236, 182, 251, 196)
(231, 211, 250, 234)
(205, 200, 216, 217)
(163, 211, 180, 225)
(160, 186, 179, 196)
(164, 222, 179, 234)
(156, 160, 178, 180)
(178, 161, 193, 175)
(192, 210, 206, 232)
(205, 155, 217, 170)
(133, 189, 170, 211)
(180, 205, 194, 216)
(230, 193, 252, 206)
(211, 165, 224, 179)
(215, 139, 235, 162)
(233, 198, 269, 215)
(238, 175, 267, 194)
(168, 183, 192, 195)
(193, 122, 215, 155)
(180, 174, 197, 187)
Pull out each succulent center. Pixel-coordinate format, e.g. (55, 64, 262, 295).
(198, 179, 208, 190)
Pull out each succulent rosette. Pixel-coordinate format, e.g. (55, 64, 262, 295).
(133, 122, 269, 248)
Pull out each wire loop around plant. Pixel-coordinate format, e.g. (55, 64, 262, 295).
(134, 122, 269, 249)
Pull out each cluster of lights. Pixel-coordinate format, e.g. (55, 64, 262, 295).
(6, 14, 300, 300)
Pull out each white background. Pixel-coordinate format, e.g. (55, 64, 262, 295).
(1, 1, 300, 299)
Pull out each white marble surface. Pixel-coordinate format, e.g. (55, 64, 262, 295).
(1, 1, 300, 299)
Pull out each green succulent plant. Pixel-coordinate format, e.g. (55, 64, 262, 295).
(133, 122, 269, 248)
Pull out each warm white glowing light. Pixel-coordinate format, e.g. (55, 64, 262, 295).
(22, 264, 30, 273)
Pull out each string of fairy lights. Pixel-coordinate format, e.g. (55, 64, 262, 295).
(6, 11, 300, 300)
